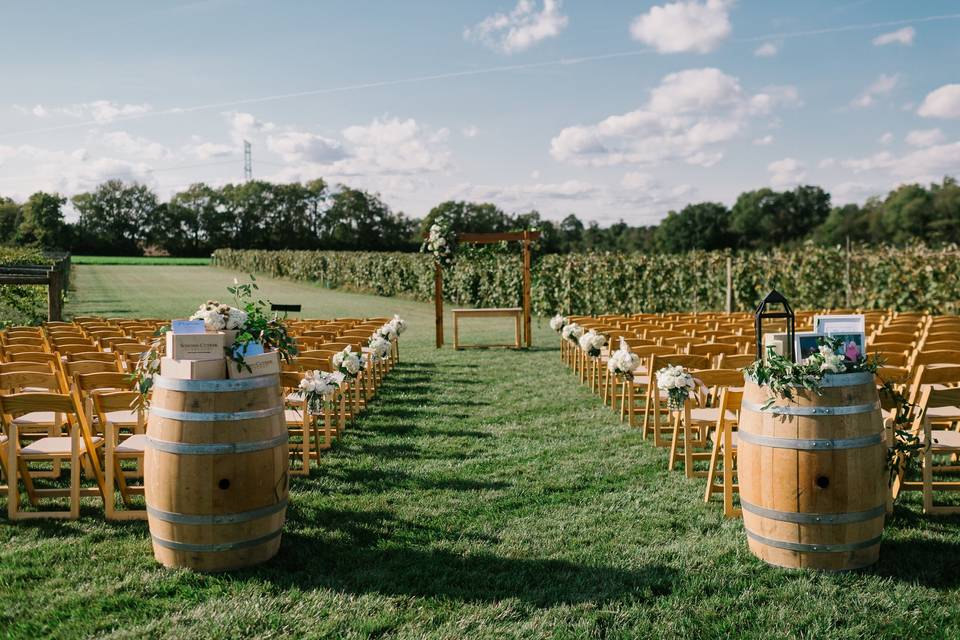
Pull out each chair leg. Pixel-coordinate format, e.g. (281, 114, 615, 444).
(70, 426, 80, 519)
(668, 411, 681, 472)
(704, 423, 724, 503)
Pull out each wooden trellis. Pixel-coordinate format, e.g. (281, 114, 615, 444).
(433, 230, 540, 348)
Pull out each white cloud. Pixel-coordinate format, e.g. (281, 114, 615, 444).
(621, 172, 656, 190)
(753, 134, 774, 146)
(462, 125, 480, 138)
(0, 143, 154, 198)
(629, 0, 733, 54)
(819, 157, 837, 169)
(101, 131, 172, 160)
(550, 67, 798, 168)
(917, 84, 960, 119)
(225, 111, 275, 145)
(850, 73, 899, 108)
(878, 132, 894, 145)
(872, 26, 914, 47)
(185, 140, 236, 160)
(905, 128, 944, 147)
(831, 181, 882, 204)
(464, 0, 568, 54)
(768, 157, 806, 188)
(16, 100, 152, 124)
(754, 42, 778, 57)
(842, 142, 960, 183)
(266, 132, 346, 163)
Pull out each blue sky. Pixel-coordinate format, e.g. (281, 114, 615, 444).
(1, 0, 959, 224)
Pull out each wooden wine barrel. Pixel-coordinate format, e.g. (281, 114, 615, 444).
(145, 374, 288, 572)
(739, 371, 886, 570)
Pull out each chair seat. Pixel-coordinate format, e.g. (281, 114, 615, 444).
(631, 375, 651, 386)
(926, 406, 960, 421)
(21, 435, 103, 456)
(105, 410, 140, 425)
(13, 411, 58, 426)
(115, 434, 148, 454)
(924, 430, 960, 450)
(285, 408, 304, 423)
(286, 391, 304, 403)
(688, 407, 738, 423)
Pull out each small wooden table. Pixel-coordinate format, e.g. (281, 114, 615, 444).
(452, 307, 522, 350)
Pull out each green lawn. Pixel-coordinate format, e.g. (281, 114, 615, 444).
(71, 256, 211, 266)
(2, 264, 959, 639)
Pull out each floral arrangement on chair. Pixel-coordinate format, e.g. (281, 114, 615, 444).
(656, 365, 697, 410)
(299, 369, 345, 414)
(578, 329, 607, 357)
(549, 314, 568, 332)
(607, 338, 641, 376)
(561, 322, 583, 344)
(388, 314, 407, 335)
(422, 216, 457, 268)
(333, 346, 363, 379)
(368, 334, 392, 361)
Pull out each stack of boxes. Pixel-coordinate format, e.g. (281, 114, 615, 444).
(160, 320, 280, 380)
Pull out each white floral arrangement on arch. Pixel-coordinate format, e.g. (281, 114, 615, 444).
(607, 339, 641, 376)
(368, 334, 392, 361)
(333, 346, 363, 379)
(561, 322, 583, 345)
(578, 329, 607, 357)
(299, 370, 345, 414)
(422, 217, 456, 268)
(189, 300, 248, 331)
(549, 314, 568, 332)
(656, 365, 697, 410)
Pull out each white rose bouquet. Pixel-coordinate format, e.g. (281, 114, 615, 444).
(549, 314, 568, 332)
(368, 334, 392, 361)
(299, 370, 345, 414)
(376, 323, 398, 341)
(189, 299, 247, 331)
(421, 217, 456, 267)
(656, 364, 697, 410)
(578, 329, 607, 357)
(607, 339, 641, 376)
(333, 346, 363, 379)
(389, 314, 407, 335)
(561, 322, 583, 345)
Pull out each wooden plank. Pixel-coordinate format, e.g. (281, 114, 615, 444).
(522, 239, 532, 348)
(452, 308, 521, 318)
(434, 263, 444, 348)
(456, 231, 542, 244)
(0, 275, 50, 285)
(47, 269, 63, 322)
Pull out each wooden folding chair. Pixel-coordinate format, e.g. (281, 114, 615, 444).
(669, 369, 742, 478)
(3, 390, 106, 519)
(92, 390, 147, 520)
(703, 388, 743, 517)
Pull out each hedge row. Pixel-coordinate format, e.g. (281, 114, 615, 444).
(0, 248, 61, 327)
(211, 244, 960, 315)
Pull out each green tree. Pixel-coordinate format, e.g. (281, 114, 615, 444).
(0, 197, 22, 244)
(16, 191, 67, 248)
(730, 186, 830, 249)
(877, 183, 933, 243)
(72, 180, 158, 255)
(654, 202, 732, 252)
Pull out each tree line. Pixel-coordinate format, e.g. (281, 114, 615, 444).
(1, 176, 958, 256)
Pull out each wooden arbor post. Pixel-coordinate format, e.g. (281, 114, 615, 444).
(432, 231, 540, 349)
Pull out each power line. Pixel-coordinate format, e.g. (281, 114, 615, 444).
(243, 140, 252, 181)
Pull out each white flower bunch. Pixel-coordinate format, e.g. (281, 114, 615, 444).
(189, 299, 247, 331)
(389, 314, 407, 335)
(368, 335, 392, 361)
(333, 346, 363, 378)
(299, 370, 345, 414)
(422, 219, 456, 267)
(656, 365, 696, 410)
(377, 323, 398, 341)
(814, 344, 845, 373)
(561, 322, 583, 344)
(578, 329, 607, 357)
(549, 314, 568, 332)
(607, 339, 641, 375)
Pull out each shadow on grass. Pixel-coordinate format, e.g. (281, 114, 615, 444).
(264, 507, 678, 607)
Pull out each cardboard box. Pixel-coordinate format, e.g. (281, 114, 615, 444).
(160, 357, 226, 380)
(227, 350, 281, 380)
(165, 332, 225, 361)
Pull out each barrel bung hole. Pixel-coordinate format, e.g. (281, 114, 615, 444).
(218, 478, 231, 491)
(815, 475, 830, 489)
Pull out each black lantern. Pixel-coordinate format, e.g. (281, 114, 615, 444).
(754, 289, 795, 361)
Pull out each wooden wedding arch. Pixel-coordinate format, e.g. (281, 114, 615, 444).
(433, 230, 540, 348)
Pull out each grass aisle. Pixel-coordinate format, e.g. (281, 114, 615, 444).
(1, 265, 959, 638)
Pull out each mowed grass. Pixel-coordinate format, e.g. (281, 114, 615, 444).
(1, 264, 959, 639)
(71, 256, 211, 266)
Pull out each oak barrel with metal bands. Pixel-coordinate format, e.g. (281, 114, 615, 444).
(145, 374, 288, 572)
(739, 371, 886, 570)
